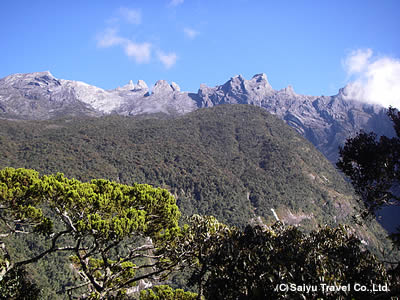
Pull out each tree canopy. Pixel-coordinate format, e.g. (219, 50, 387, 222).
(0, 167, 395, 299)
(337, 107, 400, 297)
(166, 215, 389, 300)
(337, 107, 400, 218)
(0, 167, 181, 298)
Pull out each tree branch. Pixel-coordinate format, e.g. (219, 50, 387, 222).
(75, 238, 104, 293)
(13, 229, 72, 268)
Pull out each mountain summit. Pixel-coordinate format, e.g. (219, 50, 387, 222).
(0, 71, 393, 161)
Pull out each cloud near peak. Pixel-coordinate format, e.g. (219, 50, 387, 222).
(97, 28, 177, 69)
(97, 28, 151, 64)
(343, 49, 400, 109)
(157, 51, 178, 69)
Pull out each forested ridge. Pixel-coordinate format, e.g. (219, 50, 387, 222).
(0, 105, 368, 225)
(0, 104, 395, 298)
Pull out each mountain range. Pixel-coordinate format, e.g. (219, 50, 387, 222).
(0, 71, 394, 162)
(0, 72, 396, 297)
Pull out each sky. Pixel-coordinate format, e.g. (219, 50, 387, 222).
(1, 0, 399, 107)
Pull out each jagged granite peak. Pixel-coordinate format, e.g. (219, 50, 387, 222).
(112, 78, 196, 116)
(250, 73, 271, 85)
(230, 74, 245, 83)
(127, 80, 135, 90)
(0, 72, 197, 118)
(1, 71, 60, 88)
(116, 80, 135, 91)
(170, 82, 180, 92)
(196, 73, 275, 107)
(135, 80, 148, 91)
(280, 85, 296, 96)
(5, 70, 53, 79)
(152, 80, 173, 94)
(151, 80, 182, 94)
(192, 74, 392, 162)
(246, 73, 273, 93)
(222, 75, 246, 93)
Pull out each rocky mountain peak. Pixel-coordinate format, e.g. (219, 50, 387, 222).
(127, 80, 135, 89)
(231, 74, 245, 82)
(222, 75, 246, 93)
(23, 70, 54, 78)
(151, 80, 181, 95)
(249, 73, 272, 89)
(251, 73, 267, 82)
(2, 71, 57, 87)
(36, 70, 53, 77)
(170, 82, 180, 92)
(135, 80, 148, 91)
(118, 80, 135, 91)
(280, 85, 296, 96)
(152, 80, 173, 94)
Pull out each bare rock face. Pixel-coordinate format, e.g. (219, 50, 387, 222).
(0, 71, 100, 119)
(197, 74, 274, 107)
(193, 73, 393, 162)
(135, 80, 148, 91)
(114, 79, 197, 116)
(0, 72, 197, 119)
(0, 71, 393, 162)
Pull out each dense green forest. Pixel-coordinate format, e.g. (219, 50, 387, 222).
(0, 168, 393, 299)
(0, 104, 394, 298)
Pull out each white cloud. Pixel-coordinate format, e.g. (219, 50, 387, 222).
(98, 8, 179, 69)
(157, 51, 178, 69)
(183, 27, 199, 39)
(342, 49, 400, 108)
(124, 41, 151, 63)
(97, 28, 125, 48)
(343, 49, 373, 75)
(169, 0, 184, 6)
(118, 7, 141, 25)
(97, 28, 152, 64)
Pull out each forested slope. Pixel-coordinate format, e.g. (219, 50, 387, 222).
(0, 104, 391, 297)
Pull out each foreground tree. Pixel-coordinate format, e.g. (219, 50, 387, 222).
(337, 106, 400, 297)
(0, 167, 393, 299)
(337, 107, 400, 227)
(170, 216, 388, 299)
(140, 285, 197, 300)
(0, 167, 181, 298)
(167, 215, 232, 299)
(0, 266, 41, 299)
(208, 224, 389, 299)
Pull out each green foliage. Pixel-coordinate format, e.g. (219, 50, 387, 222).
(0, 168, 50, 233)
(0, 105, 359, 229)
(0, 165, 394, 299)
(337, 107, 400, 218)
(140, 285, 197, 300)
(0, 266, 41, 299)
(337, 106, 400, 297)
(163, 215, 232, 298)
(0, 167, 181, 298)
(176, 217, 388, 299)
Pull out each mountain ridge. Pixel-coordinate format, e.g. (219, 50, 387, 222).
(0, 71, 393, 162)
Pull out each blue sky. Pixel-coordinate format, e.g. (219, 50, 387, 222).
(1, 0, 399, 105)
